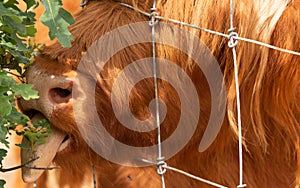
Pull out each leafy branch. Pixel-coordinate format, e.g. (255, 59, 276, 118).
(0, 0, 75, 187)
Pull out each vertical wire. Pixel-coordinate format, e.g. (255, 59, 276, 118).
(229, 0, 234, 32)
(233, 46, 244, 186)
(92, 164, 96, 188)
(150, 0, 165, 188)
(151, 13, 162, 162)
(229, 0, 245, 187)
(152, 0, 157, 10)
(151, 0, 161, 163)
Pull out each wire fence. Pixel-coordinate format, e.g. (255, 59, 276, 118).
(32, 0, 300, 187)
(118, 1, 300, 188)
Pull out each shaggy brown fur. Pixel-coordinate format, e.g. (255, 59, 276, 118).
(22, 0, 300, 187)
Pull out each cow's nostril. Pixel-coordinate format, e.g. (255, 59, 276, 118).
(49, 88, 72, 104)
(52, 88, 71, 98)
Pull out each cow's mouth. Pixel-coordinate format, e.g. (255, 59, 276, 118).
(21, 113, 72, 183)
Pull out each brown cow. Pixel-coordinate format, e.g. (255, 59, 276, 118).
(19, 0, 300, 187)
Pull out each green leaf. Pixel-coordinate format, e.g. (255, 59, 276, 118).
(0, 2, 21, 20)
(3, 16, 26, 35)
(0, 87, 9, 95)
(3, 0, 19, 8)
(3, 0, 19, 12)
(0, 96, 12, 116)
(0, 149, 7, 165)
(11, 83, 39, 100)
(4, 107, 29, 128)
(25, 25, 37, 37)
(36, 139, 46, 145)
(23, 119, 51, 150)
(0, 125, 9, 148)
(40, 0, 74, 47)
(58, 8, 74, 26)
(33, 119, 50, 128)
(0, 179, 6, 188)
(9, 32, 29, 52)
(15, 143, 30, 149)
(0, 71, 17, 87)
(23, 131, 38, 148)
(23, 11, 37, 25)
(24, 0, 39, 12)
(0, 39, 15, 49)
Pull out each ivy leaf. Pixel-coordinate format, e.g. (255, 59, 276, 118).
(40, 0, 74, 47)
(11, 84, 39, 100)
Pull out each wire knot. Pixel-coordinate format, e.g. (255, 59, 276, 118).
(237, 184, 247, 188)
(156, 157, 167, 175)
(228, 27, 239, 48)
(80, 0, 88, 8)
(149, 8, 159, 26)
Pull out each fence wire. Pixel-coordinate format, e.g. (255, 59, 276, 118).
(33, 1, 300, 187)
(118, 1, 300, 188)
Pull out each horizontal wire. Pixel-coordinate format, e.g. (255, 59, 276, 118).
(140, 159, 227, 188)
(118, 2, 151, 17)
(157, 15, 229, 38)
(237, 36, 300, 56)
(117, 2, 300, 57)
(165, 165, 228, 188)
(158, 16, 300, 56)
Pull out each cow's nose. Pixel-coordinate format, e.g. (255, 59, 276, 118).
(19, 65, 76, 119)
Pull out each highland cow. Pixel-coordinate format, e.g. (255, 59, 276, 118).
(19, 0, 300, 187)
